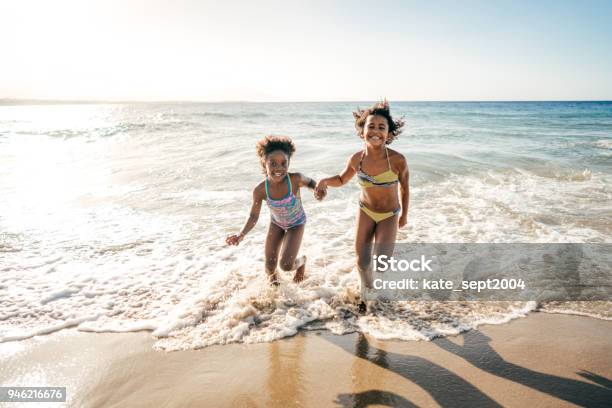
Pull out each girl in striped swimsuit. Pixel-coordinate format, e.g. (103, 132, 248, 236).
(226, 136, 319, 285)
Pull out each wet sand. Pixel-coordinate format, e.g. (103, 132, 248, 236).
(1, 312, 611, 407)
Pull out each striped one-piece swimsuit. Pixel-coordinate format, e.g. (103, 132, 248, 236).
(265, 174, 306, 230)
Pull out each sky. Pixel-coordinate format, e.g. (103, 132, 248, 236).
(2, 0, 612, 101)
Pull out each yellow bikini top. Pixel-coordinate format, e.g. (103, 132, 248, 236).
(356, 147, 399, 188)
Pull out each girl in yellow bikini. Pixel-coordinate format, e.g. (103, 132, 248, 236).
(315, 101, 409, 311)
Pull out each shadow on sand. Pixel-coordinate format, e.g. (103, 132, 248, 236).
(434, 330, 611, 407)
(327, 331, 611, 408)
(329, 333, 501, 407)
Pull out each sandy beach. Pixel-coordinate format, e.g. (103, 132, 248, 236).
(1, 312, 610, 407)
(3, 0, 612, 406)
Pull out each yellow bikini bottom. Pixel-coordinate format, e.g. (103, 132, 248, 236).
(359, 202, 401, 223)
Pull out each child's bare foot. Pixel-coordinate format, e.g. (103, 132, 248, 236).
(268, 271, 280, 286)
(293, 256, 306, 283)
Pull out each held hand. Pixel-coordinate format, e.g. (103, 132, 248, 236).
(398, 215, 408, 229)
(314, 180, 328, 201)
(314, 188, 327, 201)
(225, 233, 244, 246)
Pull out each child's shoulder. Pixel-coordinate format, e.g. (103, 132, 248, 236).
(348, 151, 364, 167)
(350, 150, 363, 159)
(387, 148, 407, 164)
(253, 180, 266, 198)
(387, 148, 408, 174)
(287, 172, 307, 192)
(288, 172, 304, 184)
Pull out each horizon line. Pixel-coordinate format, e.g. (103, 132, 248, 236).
(1, 98, 611, 106)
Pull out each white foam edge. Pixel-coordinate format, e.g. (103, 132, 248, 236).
(0, 314, 103, 342)
(538, 308, 612, 321)
(359, 301, 538, 342)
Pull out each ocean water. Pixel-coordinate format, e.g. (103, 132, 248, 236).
(0, 101, 610, 350)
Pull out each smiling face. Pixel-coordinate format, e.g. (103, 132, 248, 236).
(362, 114, 390, 146)
(264, 150, 290, 182)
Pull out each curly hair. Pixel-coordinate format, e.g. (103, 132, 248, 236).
(255, 135, 296, 173)
(353, 100, 405, 144)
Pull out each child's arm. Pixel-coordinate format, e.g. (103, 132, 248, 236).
(298, 173, 325, 200)
(397, 155, 409, 228)
(226, 184, 265, 246)
(314, 153, 359, 200)
(296, 173, 317, 190)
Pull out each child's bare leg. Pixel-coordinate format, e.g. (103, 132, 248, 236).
(373, 214, 398, 258)
(355, 209, 376, 312)
(370, 214, 398, 304)
(265, 222, 285, 286)
(356, 210, 376, 292)
(278, 224, 306, 282)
